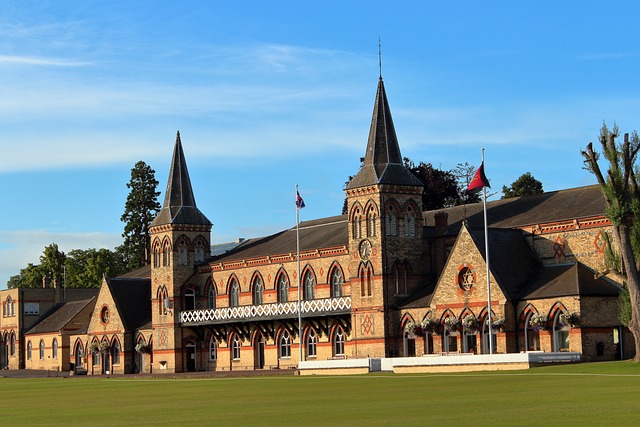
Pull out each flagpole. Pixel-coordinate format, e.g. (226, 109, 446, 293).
(482, 148, 493, 355)
(296, 185, 303, 362)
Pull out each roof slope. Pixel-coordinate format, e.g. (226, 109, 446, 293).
(519, 263, 621, 299)
(151, 131, 212, 227)
(347, 78, 423, 189)
(26, 298, 96, 335)
(468, 227, 542, 300)
(424, 185, 606, 233)
(209, 215, 348, 263)
(107, 277, 151, 331)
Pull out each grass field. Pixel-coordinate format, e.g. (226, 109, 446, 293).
(2, 362, 640, 426)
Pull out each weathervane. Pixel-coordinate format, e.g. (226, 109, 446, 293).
(378, 37, 382, 78)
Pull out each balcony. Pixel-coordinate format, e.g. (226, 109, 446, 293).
(179, 296, 352, 326)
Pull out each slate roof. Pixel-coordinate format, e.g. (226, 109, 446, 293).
(151, 131, 212, 228)
(468, 227, 542, 300)
(118, 264, 151, 279)
(208, 215, 348, 264)
(347, 78, 423, 189)
(106, 277, 151, 331)
(519, 263, 621, 299)
(423, 185, 606, 235)
(26, 298, 96, 335)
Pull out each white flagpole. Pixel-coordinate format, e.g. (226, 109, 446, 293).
(296, 185, 303, 362)
(482, 148, 493, 355)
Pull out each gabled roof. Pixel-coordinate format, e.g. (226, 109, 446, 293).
(25, 298, 96, 335)
(106, 277, 151, 331)
(118, 264, 151, 279)
(519, 262, 621, 299)
(209, 215, 348, 264)
(468, 227, 542, 300)
(151, 131, 212, 227)
(424, 185, 606, 234)
(347, 78, 423, 189)
(396, 278, 438, 309)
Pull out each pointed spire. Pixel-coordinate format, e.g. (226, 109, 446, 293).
(347, 78, 423, 189)
(150, 131, 212, 227)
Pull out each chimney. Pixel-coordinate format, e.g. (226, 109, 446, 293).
(53, 278, 63, 304)
(434, 212, 448, 236)
(42, 274, 50, 289)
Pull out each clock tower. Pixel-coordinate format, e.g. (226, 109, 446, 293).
(346, 76, 425, 357)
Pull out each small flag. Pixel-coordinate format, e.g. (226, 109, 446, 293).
(296, 190, 306, 209)
(467, 162, 490, 194)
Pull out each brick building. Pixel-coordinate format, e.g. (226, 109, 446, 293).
(0, 75, 630, 374)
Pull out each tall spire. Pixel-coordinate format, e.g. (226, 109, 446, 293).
(347, 78, 423, 189)
(150, 131, 211, 227)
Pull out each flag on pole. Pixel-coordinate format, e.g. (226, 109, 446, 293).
(295, 190, 306, 209)
(467, 162, 490, 194)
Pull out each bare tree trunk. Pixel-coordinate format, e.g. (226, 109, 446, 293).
(616, 225, 640, 361)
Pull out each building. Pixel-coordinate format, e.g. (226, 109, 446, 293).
(0, 75, 630, 375)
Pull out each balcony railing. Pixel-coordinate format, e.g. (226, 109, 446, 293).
(179, 296, 352, 325)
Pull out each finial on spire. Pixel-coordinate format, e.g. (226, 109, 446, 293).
(378, 37, 382, 79)
(176, 130, 181, 140)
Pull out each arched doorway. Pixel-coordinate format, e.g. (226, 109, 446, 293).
(254, 333, 265, 369)
(553, 314, 570, 352)
(185, 341, 197, 372)
(74, 341, 84, 373)
(524, 312, 541, 351)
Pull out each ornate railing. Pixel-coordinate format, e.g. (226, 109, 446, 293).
(179, 297, 352, 325)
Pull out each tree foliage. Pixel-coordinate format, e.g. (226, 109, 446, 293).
(501, 172, 544, 199)
(120, 161, 161, 270)
(65, 248, 128, 288)
(404, 158, 462, 210)
(582, 122, 640, 361)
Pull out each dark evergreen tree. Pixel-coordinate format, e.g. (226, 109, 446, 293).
(501, 172, 544, 199)
(120, 161, 161, 270)
(404, 158, 461, 210)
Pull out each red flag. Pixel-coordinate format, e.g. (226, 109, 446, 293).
(467, 162, 490, 194)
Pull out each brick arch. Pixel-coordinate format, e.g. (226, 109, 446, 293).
(302, 324, 319, 342)
(399, 313, 416, 334)
(250, 271, 265, 291)
(518, 303, 540, 329)
(460, 307, 476, 319)
(439, 309, 457, 324)
(175, 234, 191, 248)
(357, 261, 374, 297)
(349, 201, 364, 221)
(226, 274, 241, 293)
(548, 301, 568, 322)
(274, 267, 290, 290)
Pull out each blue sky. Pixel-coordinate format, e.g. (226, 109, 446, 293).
(2, 1, 640, 288)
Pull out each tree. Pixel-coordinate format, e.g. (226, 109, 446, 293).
(120, 161, 161, 270)
(582, 122, 640, 361)
(65, 248, 128, 288)
(404, 158, 462, 210)
(453, 162, 482, 205)
(7, 263, 44, 289)
(501, 172, 544, 199)
(40, 243, 66, 283)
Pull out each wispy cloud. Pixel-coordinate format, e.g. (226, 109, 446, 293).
(0, 54, 92, 66)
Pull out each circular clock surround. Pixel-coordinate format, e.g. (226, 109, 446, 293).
(359, 239, 372, 260)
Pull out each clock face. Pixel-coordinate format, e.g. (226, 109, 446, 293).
(359, 239, 372, 260)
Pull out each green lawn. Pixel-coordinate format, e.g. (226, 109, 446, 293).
(2, 362, 640, 426)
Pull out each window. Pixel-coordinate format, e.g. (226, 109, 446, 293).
(394, 263, 408, 295)
(209, 338, 217, 361)
(386, 206, 397, 236)
(229, 280, 239, 308)
(277, 274, 289, 303)
(178, 242, 188, 266)
(330, 267, 343, 298)
(10, 333, 15, 356)
(352, 206, 362, 239)
(208, 286, 216, 309)
(194, 241, 205, 262)
(153, 239, 161, 267)
(52, 338, 58, 359)
(458, 267, 475, 291)
(162, 240, 171, 267)
(333, 327, 345, 356)
(27, 341, 32, 360)
(306, 329, 317, 358)
(100, 306, 110, 324)
(279, 331, 291, 359)
(184, 288, 196, 311)
(92, 350, 100, 366)
(553, 313, 570, 352)
(252, 276, 263, 305)
(39, 340, 45, 359)
(24, 302, 40, 315)
(404, 207, 416, 238)
(158, 286, 169, 315)
(366, 205, 378, 237)
(231, 334, 241, 360)
(360, 264, 373, 297)
(303, 270, 315, 300)
(112, 341, 121, 365)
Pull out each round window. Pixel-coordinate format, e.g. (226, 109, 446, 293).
(100, 306, 109, 324)
(458, 267, 475, 291)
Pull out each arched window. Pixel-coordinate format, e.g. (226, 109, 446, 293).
(177, 241, 188, 266)
(333, 327, 345, 357)
(231, 334, 241, 360)
(184, 288, 196, 311)
(360, 264, 373, 297)
(252, 275, 263, 305)
(404, 206, 416, 238)
(303, 270, 315, 300)
(330, 266, 343, 298)
(27, 341, 32, 360)
(386, 205, 397, 236)
(277, 273, 289, 303)
(194, 240, 205, 262)
(112, 340, 121, 365)
(393, 263, 408, 295)
(352, 206, 362, 239)
(75, 341, 84, 369)
(209, 337, 217, 361)
(162, 239, 171, 267)
(10, 332, 16, 356)
(39, 339, 45, 359)
(229, 279, 240, 308)
(208, 286, 216, 309)
(158, 286, 169, 315)
(152, 239, 161, 267)
(366, 204, 378, 237)
(553, 310, 570, 352)
(52, 338, 58, 359)
(523, 311, 541, 351)
(306, 329, 317, 359)
(279, 330, 291, 359)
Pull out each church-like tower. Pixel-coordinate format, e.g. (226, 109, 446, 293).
(346, 77, 426, 357)
(149, 131, 212, 373)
